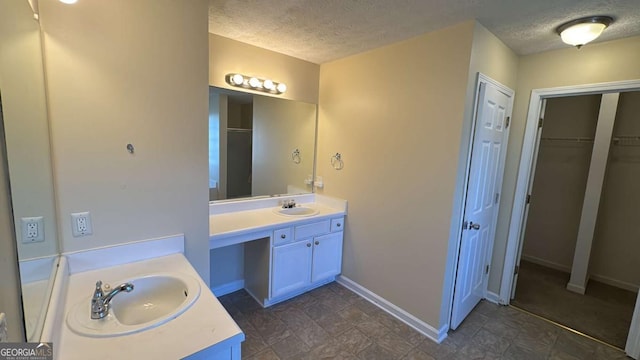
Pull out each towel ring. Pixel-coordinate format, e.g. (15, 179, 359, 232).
(331, 153, 344, 170)
(292, 149, 301, 164)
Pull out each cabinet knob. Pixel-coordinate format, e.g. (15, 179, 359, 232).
(307, 243, 311, 247)
(281, 234, 286, 239)
(315, 240, 320, 245)
(337, 223, 341, 227)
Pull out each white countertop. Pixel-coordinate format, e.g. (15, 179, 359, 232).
(56, 253, 243, 360)
(210, 203, 345, 238)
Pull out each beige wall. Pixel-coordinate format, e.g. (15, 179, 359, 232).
(0, 0, 58, 260)
(39, 0, 211, 283)
(490, 35, 640, 294)
(209, 34, 320, 104)
(317, 21, 476, 329)
(252, 96, 316, 196)
(0, 108, 25, 342)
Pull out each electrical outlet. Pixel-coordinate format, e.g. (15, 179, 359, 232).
(20, 217, 44, 243)
(71, 212, 93, 237)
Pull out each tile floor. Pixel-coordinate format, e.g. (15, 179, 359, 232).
(512, 260, 635, 349)
(218, 282, 629, 359)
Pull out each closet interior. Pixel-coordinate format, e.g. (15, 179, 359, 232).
(512, 91, 640, 349)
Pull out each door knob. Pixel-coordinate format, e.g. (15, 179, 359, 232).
(469, 221, 481, 230)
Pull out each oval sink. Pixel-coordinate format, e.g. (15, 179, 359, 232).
(66, 273, 200, 337)
(273, 206, 319, 217)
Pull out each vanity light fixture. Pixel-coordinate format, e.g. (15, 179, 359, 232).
(226, 73, 287, 95)
(59, 0, 78, 4)
(556, 16, 613, 49)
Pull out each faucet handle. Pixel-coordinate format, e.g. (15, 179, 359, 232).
(93, 280, 104, 300)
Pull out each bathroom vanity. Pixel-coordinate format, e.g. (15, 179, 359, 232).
(43, 236, 244, 360)
(209, 194, 347, 306)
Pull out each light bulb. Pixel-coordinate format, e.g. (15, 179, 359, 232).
(263, 79, 275, 90)
(276, 83, 287, 93)
(249, 77, 261, 88)
(230, 74, 244, 85)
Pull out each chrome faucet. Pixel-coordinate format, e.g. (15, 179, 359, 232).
(282, 199, 296, 209)
(91, 280, 134, 320)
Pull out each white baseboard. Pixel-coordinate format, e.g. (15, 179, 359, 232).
(485, 291, 503, 305)
(337, 276, 447, 343)
(211, 280, 245, 297)
(521, 255, 571, 273)
(566, 282, 586, 294)
(590, 274, 639, 293)
(522, 255, 639, 293)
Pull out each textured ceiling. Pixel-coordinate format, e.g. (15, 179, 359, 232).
(208, 0, 640, 64)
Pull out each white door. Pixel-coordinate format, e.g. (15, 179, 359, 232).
(451, 80, 512, 329)
(271, 241, 312, 298)
(311, 232, 343, 283)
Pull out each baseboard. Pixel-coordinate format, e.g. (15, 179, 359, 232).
(566, 282, 586, 295)
(522, 255, 639, 293)
(590, 274, 639, 293)
(337, 276, 447, 343)
(485, 291, 503, 305)
(521, 255, 571, 273)
(211, 280, 245, 297)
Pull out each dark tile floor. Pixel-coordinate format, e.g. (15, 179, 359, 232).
(218, 282, 629, 359)
(512, 260, 636, 349)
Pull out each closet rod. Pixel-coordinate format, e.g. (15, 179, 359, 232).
(540, 137, 594, 143)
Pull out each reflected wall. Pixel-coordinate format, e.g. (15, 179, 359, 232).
(0, 0, 59, 342)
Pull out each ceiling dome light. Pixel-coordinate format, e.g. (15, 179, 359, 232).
(230, 74, 244, 85)
(556, 16, 613, 48)
(276, 83, 287, 93)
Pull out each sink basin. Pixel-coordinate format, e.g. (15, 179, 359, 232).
(66, 273, 200, 337)
(273, 206, 319, 217)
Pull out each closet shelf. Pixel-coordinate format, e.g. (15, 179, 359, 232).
(541, 137, 594, 143)
(612, 136, 640, 146)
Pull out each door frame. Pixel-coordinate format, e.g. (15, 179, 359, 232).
(499, 78, 640, 355)
(447, 72, 514, 329)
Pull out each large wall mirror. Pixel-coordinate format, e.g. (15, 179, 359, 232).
(209, 87, 317, 201)
(0, 0, 59, 342)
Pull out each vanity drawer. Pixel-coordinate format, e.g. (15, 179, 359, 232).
(295, 220, 330, 240)
(273, 227, 293, 246)
(330, 218, 344, 232)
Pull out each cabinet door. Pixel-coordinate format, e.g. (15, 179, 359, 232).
(271, 241, 313, 298)
(311, 232, 343, 283)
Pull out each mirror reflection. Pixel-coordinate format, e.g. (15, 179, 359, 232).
(0, 0, 59, 342)
(209, 87, 317, 201)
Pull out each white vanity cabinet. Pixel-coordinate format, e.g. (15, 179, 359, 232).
(270, 217, 344, 301)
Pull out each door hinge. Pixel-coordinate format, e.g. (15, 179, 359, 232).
(505, 116, 510, 128)
(514, 265, 519, 275)
(495, 193, 500, 204)
(485, 265, 490, 275)
(538, 118, 544, 128)
(526, 194, 531, 204)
